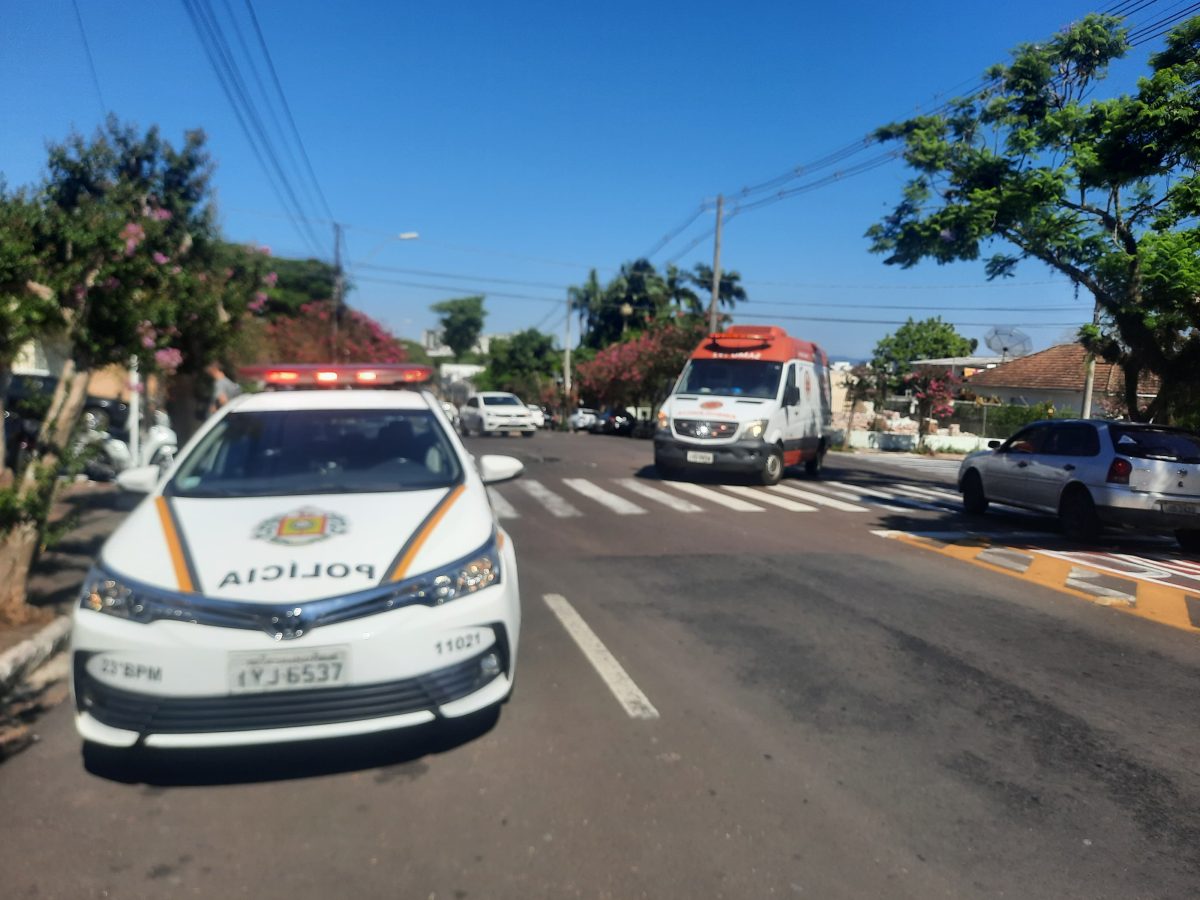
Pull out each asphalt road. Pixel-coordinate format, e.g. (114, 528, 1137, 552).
(2, 431, 1199, 899)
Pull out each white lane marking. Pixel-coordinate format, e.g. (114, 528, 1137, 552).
(823, 480, 947, 512)
(892, 483, 961, 502)
(519, 480, 582, 518)
(543, 593, 659, 720)
(768, 484, 868, 512)
(886, 485, 960, 507)
(562, 478, 647, 515)
(487, 488, 520, 519)
(666, 481, 764, 511)
(614, 478, 703, 513)
(723, 485, 816, 512)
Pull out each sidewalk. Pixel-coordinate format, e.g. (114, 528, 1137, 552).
(0, 481, 133, 758)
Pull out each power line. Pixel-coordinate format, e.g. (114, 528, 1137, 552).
(733, 313, 1085, 328)
(241, 0, 335, 221)
(70, 0, 107, 116)
(181, 0, 325, 255)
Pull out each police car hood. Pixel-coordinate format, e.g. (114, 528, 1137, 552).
(102, 486, 493, 603)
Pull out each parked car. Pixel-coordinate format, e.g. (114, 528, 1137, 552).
(957, 419, 1200, 551)
(525, 404, 545, 429)
(459, 392, 537, 437)
(568, 408, 599, 432)
(593, 408, 638, 436)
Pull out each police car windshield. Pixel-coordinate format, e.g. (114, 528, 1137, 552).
(166, 409, 463, 498)
(675, 360, 783, 400)
(483, 395, 522, 406)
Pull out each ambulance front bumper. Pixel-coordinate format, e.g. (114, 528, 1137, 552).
(653, 434, 770, 474)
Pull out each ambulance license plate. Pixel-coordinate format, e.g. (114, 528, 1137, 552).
(687, 451, 714, 464)
(229, 646, 350, 694)
(1161, 500, 1200, 516)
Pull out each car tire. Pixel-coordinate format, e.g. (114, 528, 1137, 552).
(804, 447, 824, 478)
(760, 447, 784, 486)
(521, 431, 535, 439)
(1059, 487, 1101, 543)
(961, 470, 989, 515)
(1176, 530, 1200, 555)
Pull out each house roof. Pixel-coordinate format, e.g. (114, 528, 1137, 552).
(965, 344, 1160, 397)
(910, 355, 1003, 367)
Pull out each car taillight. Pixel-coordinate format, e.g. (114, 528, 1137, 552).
(1107, 458, 1132, 484)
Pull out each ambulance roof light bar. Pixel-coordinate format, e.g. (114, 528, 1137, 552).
(239, 363, 434, 388)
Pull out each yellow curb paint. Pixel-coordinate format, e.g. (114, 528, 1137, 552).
(1131, 581, 1197, 631)
(883, 530, 1200, 636)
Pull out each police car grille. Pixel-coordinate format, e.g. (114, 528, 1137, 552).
(673, 419, 738, 439)
(74, 649, 498, 735)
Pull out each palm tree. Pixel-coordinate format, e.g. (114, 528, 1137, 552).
(567, 269, 603, 345)
(689, 264, 748, 312)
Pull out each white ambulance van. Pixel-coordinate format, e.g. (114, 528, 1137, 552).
(653, 325, 832, 485)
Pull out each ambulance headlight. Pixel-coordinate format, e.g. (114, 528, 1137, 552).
(741, 419, 769, 439)
(656, 409, 669, 431)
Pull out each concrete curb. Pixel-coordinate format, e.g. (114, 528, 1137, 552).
(0, 617, 71, 700)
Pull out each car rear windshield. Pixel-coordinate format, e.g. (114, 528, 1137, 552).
(674, 360, 783, 400)
(167, 408, 462, 498)
(482, 395, 522, 406)
(1109, 426, 1200, 463)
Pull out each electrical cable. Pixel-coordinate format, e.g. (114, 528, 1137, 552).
(71, 0, 107, 116)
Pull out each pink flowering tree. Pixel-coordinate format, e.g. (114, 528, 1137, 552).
(905, 367, 961, 445)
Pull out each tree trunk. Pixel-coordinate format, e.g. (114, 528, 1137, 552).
(0, 363, 92, 623)
(166, 373, 203, 446)
(0, 368, 11, 476)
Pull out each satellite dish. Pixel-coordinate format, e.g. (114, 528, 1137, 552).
(983, 326, 1033, 361)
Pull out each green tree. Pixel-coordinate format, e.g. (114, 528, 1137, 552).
(867, 14, 1200, 422)
(260, 256, 338, 315)
(0, 119, 268, 622)
(480, 328, 558, 398)
(687, 264, 747, 315)
(871, 317, 974, 390)
(431, 295, 486, 360)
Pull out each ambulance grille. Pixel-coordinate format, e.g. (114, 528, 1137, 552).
(673, 419, 738, 440)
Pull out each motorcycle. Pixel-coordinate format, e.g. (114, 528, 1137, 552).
(77, 409, 177, 481)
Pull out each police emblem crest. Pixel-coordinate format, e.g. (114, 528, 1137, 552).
(254, 507, 348, 546)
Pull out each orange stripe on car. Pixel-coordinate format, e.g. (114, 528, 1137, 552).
(388, 485, 466, 581)
(155, 496, 196, 592)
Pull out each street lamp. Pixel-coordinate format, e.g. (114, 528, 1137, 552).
(362, 231, 420, 261)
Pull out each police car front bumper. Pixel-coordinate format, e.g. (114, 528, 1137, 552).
(71, 580, 519, 749)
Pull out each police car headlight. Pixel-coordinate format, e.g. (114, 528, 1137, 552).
(78, 566, 168, 622)
(417, 537, 502, 605)
(741, 419, 769, 439)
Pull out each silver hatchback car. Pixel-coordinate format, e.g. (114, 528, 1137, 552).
(958, 419, 1200, 552)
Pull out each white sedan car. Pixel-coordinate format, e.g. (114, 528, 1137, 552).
(72, 364, 523, 750)
(458, 392, 537, 437)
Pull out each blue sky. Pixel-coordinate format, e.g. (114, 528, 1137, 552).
(0, 1, 1181, 360)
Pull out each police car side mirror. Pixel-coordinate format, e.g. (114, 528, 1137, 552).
(988, 440, 1002, 449)
(116, 464, 161, 494)
(479, 454, 523, 484)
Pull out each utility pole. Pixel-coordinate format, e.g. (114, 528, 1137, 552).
(331, 222, 345, 363)
(563, 292, 572, 397)
(1080, 301, 1101, 418)
(707, 194, 724, 335)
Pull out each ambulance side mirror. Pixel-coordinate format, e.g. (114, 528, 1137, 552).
(784, 385, 801, 406)
(479, 454, 523, 484)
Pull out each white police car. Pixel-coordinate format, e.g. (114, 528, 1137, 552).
(72, 364, 523, 749)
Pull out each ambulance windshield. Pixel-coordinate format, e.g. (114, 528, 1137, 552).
(674, 360, 783, 400)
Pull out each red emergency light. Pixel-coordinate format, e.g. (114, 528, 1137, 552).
(240, 363, 435, 388)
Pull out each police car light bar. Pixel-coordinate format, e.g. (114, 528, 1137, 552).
(239, 364, 434, 387)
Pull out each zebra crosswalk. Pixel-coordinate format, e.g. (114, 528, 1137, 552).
(487, 475, 965, 521)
